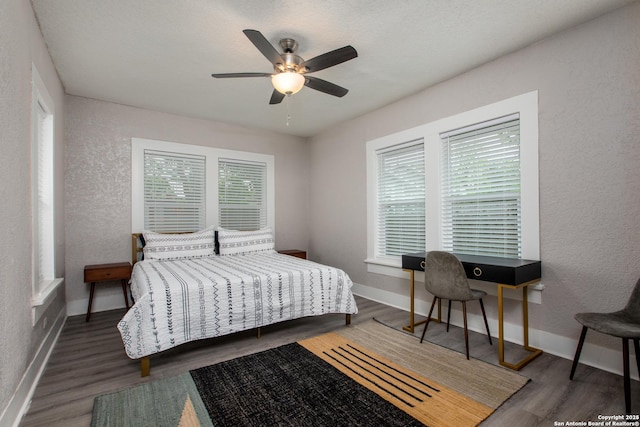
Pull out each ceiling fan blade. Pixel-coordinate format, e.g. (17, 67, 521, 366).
(211, 72, 271, 78)
(301, 46, 357, 73)
(269, 90, 285, 105)
(243, 29, 285, 67)
(304, 76, 349, 97)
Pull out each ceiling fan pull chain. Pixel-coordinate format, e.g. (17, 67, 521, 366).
(286, 95, 292, 127)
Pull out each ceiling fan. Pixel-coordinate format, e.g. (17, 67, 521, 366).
(212, 29, 357, 105)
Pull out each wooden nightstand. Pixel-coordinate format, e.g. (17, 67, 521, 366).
(84, 262, 132, 322)
(278, 250, 307, 260)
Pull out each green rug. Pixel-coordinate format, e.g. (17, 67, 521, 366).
(90, 373, 212, 427)
(92, 320, 529, 427)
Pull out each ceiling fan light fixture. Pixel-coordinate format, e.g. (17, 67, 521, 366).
(212, 30, 356, 104)
(272, 72, 305, 95)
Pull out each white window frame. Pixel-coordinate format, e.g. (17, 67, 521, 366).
(366, 91, 539, 277)
(31, 64, 63, 325)
(366, 127, 430, 277)
(132, 138, 275, 233)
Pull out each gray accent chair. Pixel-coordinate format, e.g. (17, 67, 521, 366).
(419, 251, 492, 359)
(570, 278, 640, 414)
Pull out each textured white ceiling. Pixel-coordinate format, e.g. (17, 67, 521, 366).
(31, 0, 634, 137)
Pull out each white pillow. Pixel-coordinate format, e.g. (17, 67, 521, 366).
(217, 227, 275, 256)
(143, 227, 216, 260)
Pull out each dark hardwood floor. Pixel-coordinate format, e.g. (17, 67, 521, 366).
(20, 296, 638, 426)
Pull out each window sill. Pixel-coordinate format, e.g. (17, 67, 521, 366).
(32, 277, 64, 325)
(364, 258, 413, 280)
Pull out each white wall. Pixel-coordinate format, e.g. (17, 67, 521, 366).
(64, 96, 310, 315)
(0, 0, 66, 424)
(308, 3, 640, 368)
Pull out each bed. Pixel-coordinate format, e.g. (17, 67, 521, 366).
(117, 227, 358, 376)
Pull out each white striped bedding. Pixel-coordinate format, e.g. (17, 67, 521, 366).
(117, 252, 358, 359)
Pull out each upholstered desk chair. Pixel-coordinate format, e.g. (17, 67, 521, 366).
(419, 251, 492, 359)
(570, 278, 640, 414)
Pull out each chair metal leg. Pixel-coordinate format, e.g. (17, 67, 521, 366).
(462, 301, 470, 360)
(634, 339, 640, 385)
(479, 298, 492, 345)
(570, 326, 588, 380)
(623, 339, 631, 414)
(446, 300, 452, 332)
(420, 297, 438, 343)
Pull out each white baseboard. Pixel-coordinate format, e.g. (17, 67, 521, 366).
(0, 306, 66, 427)
(351, 282, 638, 381)
(67, 292, 128, 317)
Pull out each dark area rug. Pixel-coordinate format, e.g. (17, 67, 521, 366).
(190, 342, 425, 427)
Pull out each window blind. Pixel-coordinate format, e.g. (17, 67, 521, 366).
(376, 140, 426, 257)
(36, 100, 55, 283)
(218, 158, 267, 231)
(440, 115, 521, 258)
(143, 150, 206, 232)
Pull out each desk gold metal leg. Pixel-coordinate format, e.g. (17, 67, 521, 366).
(403, 270, 416, 333)
(404, 269, 438, 333)
(498, 284, 505, 365)
(498, 283, 543, 371)
(522, 286, 529, 346)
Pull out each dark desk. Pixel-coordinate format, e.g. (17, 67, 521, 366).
(401, 252, 542, 370)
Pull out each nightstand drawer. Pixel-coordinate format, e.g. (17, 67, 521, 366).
(84, 262, 132, 282)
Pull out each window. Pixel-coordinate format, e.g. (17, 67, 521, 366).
(31, 64, 63, 323)
(132, 138, 274, 233)
(143, 150, 206, 233)
(440, 115, 521, 258)
(366, 91, 539, 275)
(34, 93, 55, 283)
(375, 140, 425, 257)
(218, 159, 267, 231)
